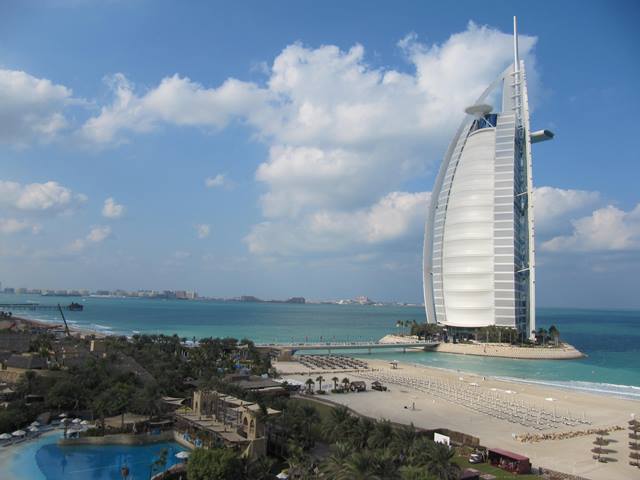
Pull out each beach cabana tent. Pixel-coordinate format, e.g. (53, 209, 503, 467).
(0, 433, 12, 440)
(12, 430, 26, 437)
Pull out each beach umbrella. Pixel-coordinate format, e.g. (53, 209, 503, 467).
(72, 418, 82, 424)
(276, 473, 288, 479)
(30, 421, 40, 427)
(28, 426, 39, 433)
(12, 430, 26, 437)
(593, 437, 608, 446)
(630, 452, 640, 460)
(0, 433, 12, 440)
(80, 420, 89, 425)
(591, 447, 604, 455)
(58, 413, 68, 418)
(175, 451, 190, 460)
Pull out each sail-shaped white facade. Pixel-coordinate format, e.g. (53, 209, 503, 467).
(423, 19, 551, 338)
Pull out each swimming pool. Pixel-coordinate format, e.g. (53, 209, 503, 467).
(0, 431, 188, 479)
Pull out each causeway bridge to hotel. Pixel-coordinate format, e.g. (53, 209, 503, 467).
(256, 340, 439, 359)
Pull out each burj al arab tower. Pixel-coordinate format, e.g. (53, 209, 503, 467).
(423, 18, 553, 339)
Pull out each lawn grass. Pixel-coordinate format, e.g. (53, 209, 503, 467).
(453, 455, 539, 479)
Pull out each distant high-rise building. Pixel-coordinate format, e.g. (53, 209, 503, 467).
(423, 18, 553, 339)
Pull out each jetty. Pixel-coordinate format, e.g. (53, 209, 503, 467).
(256, 340, 439, 360)
(0, 303, 84, 312)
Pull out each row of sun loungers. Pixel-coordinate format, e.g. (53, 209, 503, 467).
(297, 354, 369, 371)
(357, 371, 592, 431)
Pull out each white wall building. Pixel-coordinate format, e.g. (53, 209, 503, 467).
(423, 18, 553, 339)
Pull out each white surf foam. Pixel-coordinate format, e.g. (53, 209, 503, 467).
(494, 376, 640, 400)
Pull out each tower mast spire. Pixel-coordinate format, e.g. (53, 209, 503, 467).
(513, 16, 520, 74)
(512, 16, 521, 124)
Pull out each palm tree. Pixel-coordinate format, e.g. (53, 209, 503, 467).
(299, 404, 319, 448)
(316, 375, 325, 392)
(339, 450, 381, 480)
(247, 455, 276, 480)
(392, 423, 418, 457)
(396, 320, 403, 336)
(342, 377, 351, 392)
(369, 419, 394, 449)
(286, 442, 310, 479)
(322, 442, 352, 478)
(424, 442, 460, 480)
(373, 448, 399, 479)
(537, 327, 548, 346)
(332, 376, 339, 391)
(350, 417, 375, 449)
(399, 466, 431, 480)
(305, 378, 315, 393)
(410, 320, 419, 339)
(548, 325, 560, 346)
(322, 406, 354, 442)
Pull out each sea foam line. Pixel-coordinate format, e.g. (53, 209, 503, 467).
(494, 376, 640, 400)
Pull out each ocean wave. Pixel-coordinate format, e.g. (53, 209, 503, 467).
(91, 324, 113, 330)
(494, 377, 640, 400)
(404, 362, 640, 400)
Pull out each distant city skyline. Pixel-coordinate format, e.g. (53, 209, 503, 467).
(1, 1, 639, 307)
(0, 282, 410, 306)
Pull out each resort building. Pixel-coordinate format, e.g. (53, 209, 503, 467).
(423, 18, 553, 339)
(174, 389, 280, 459)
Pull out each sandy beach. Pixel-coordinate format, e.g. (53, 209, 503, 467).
(3, 314, 108, 339)
(276, 357, 639, 480)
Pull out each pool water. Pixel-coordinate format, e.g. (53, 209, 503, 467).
(0, 431, 188, 479)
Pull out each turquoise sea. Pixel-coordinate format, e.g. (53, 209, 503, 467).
(2, 294, 639, 398)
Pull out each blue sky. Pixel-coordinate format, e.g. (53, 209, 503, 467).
(1, 0, 639, 307)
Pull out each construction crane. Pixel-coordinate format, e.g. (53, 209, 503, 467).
(57, 303, 71, 338)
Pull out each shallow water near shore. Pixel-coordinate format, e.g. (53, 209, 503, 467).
(2, 294, 639, 392)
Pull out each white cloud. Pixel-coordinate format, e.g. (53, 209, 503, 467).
(542, 204, 640, 252)
(102, 197, 125, 219)
(0, 69, 75, 147)
(75, 23, 537, 258)
(205, 174, 229, 188)
(245, 191, 430, 256)
(80, 73, 268, 145)
(69, 225, 111, 252)
(0, 180, 87, 213)
(0, 218, 40, 235)
(196, 224, 210, 239)
(534, 186, 600, 235)
(87, 225, 111, 242)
